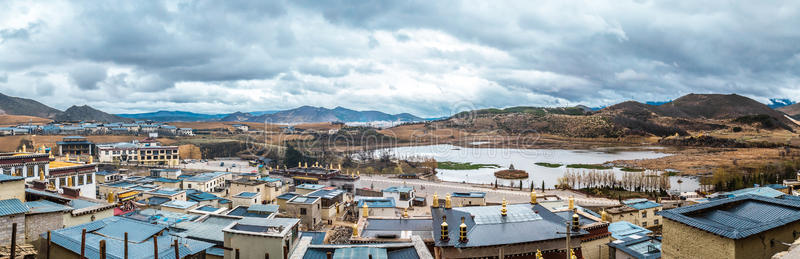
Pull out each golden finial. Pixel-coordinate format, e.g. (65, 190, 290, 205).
(403, 208, 409, 218)
(356, 171, 360, 177)
(432, 192, 439, 207)
(89, 156, 93, 164)
(39, 169, 45, 181)
(445, 193, 452, 209)
(530, 190, 537, 204)
(107, 192, 115, 204)
(570, 249, 577, 259)
(440, 215, 449, 240)
(304, 162, 308, 168)
(535, 250, 543, 259)
(458, 217, 468, 242)
(22, 145, 26, 153)
(352, 223, 358, 237)
(67, 176, 74, 187)
(298, 161, 301, 168)
(501, 197, 508, 216)
(362, 202, 369, 218)
(601, 209, 609, 222)
(568, 196, 575, 210)
(338, 164, 342, 170)
(66, 153, 70, 161)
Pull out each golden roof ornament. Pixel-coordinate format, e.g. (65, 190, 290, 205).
(432, 192, 439, 207)
(568, 196, 575, 210)
(530, 190, 537, 204)
(445, 193, 452, 209)
(501, 197, 508, 216)
(362, 202, 369, 218)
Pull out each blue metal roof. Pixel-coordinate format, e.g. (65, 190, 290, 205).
(608, 235, 661, 259)
(45, 217, 213, 259)
(721, 187, 785, 199)
(451, 192, 486, 198)
(608, 221, 652, 240)
(766, 184, 789, 190)
(226, 206, 272, 218)
(151, 177, 182, 183)
(187, 190, 220, 202)
(0, 198, 29, 216)
(161, 200, 198, 209)
(627, 201, 662, 210)
(147, 197, 171, 206)
(95, 171, 118, 176)
(382, 186, 413, 193)
(297, 184, 325, 190)
(248, 204, 279, 213)
(0, 174, 24, 182)
(290, 196, 321, 204)
(333, 247, 387, 259)
(184, 172, 229, 182)
(233, 192, 258, 198)
(358, 197, 396, 208)
(307, 188, 345, 200)
(300, 232, 327, 245)
(121, 209, 198, 226)
(277, 192, 299, 200)
(149, 188, 184, 196)
(659, 194, 800, 239)
(258, 177, 281, 182)
(196, 205, 220, 212)
(26, 200, 73, 214)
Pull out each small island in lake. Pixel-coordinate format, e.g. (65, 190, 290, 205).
(494, 164, 529, 179)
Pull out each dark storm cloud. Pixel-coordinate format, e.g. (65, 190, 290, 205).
(0, 0, 798, 116)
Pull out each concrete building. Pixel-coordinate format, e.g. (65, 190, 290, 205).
(23, 199, 72, 243)
(0, 152, 50, 181)
(150, 168, 182, 179)
(606, 199, 663, 229)
(47, 161, 98, 199)
(160, 200, 199, 214)
(178, 128, 194, 136)
(223, 217, 300, 259)
(659, 194, 800, 259)
(608, 234, 661, 259)
(96, 140, 180, 166)
(291, 235, 433, 259)
(277, 192, 300, 212)
(450, 192, 486, 207)
(143, 188, 186, 204)
(44, 216, 213, 259)
(382, 186, 415, 208)
(231, 191, 261, 207)
(26, 187, 115, 227)
(183, 172, 231, 192)
(306, 187, 347, 222)
(358, 197, 398, 218)
(295, 183, 325, 195)
(56, 136, 94, 156)
(355, 218, 434, 243)
(94, 171, 122, 184)
(286, 196, 322, 230)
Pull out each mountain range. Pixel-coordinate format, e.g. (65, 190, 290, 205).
(0, 92, 797, 127)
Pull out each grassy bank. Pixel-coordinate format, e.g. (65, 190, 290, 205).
(535, 162, 563, 168)
(437, 161, 500, 170)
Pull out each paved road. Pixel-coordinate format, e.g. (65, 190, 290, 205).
(356, 175, 619, 207)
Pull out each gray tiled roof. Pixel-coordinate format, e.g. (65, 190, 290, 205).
(659, 194, 800, 239)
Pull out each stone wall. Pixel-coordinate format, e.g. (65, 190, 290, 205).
(662, 218, 735, 259)
(25, 212, 65, 243)
(0, 214, 26, 245)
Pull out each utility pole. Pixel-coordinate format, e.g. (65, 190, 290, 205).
(556, 213, 582, 259)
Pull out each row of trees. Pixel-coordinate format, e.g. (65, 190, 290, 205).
(557, 169, 671, 192)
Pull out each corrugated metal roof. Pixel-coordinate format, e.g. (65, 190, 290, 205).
(26, 200, 73, 214)
(248, 204, 279, 213)
(608, 221, 652, 240)
(333, 247, 387, 259)
(659, 194, 800, 239)
(358, 197, 396, 208)
(0, 198, 29, 216)
(300, 232, 327, 245)
(0, 174, 24, 182)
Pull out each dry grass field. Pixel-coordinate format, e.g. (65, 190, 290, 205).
(0, 115, 51, 126)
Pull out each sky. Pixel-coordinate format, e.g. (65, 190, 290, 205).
(1, 1, 799, 117)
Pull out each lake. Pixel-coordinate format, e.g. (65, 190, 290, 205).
(381, 144, 700, 192)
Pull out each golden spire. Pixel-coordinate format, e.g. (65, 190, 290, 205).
(432, 192, 439, 207)
(304, 162, 308, 168)
(530, 190, 537, 204)
(458, 217, 468, 243)
(298, 161, 301, 168)
(352, 223, 358, 237)
(356, 171, 360, 177)
(49, 152, 54, 159)
(22, 144, 26, 153)
(403, 208, 409, 218)
(362, 202, 369, 218)
(501, 197, 508, 216)
(535, 250, 543, 259)
(440, 215, 449, 240)
(89, 156, 93, 164)
(570, 249, 577, 259)
(76, 155, 81, 162)
(601, 209, 609, 222)
(66, 153, 70, 161)
(39, 169, 45, 181)
(568, 196, 575, 210)
(67, 176, 74, 187)
(445, 193, 452, 209)
(107, 192, 115, 204)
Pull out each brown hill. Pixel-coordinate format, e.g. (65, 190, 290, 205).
(653, 94, 788, 121)
(0, 115, 52, 126)
(0, 93, 62, 118)
(778, 103, 800, 117)
(54, 105, 132, 123)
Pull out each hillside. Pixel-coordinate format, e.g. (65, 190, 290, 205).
(0, 93, 62, 118)
(0, 115, 52, 126)
(117, 111, 228, 122)
(54, 105, 132, 122)
(224, 106, 425, 123)
(778, 103, 800, 119)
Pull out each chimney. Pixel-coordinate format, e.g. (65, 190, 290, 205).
(440, 216, 449, 241)
(458, 217, 468, 243)
(63, 186, 81, 198)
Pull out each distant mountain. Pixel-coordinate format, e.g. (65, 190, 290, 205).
(0, 93, 62, 118)
(55, 105, 132, 123)
(645, 100, 671, 106)
(767, 98, 796, 109)
(224, 106, 425, 123)
(248, 110, 281, 116)
(117, 111, 228, 122)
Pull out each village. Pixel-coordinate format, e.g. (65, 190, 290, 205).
(0, 131, 798, 259)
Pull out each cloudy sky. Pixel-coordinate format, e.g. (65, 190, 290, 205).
(1, 1, 799, 117)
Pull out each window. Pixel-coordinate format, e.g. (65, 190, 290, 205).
(641, 211, 647, 218)
(300, 208, 307, 215)
(654, 219, 659, 225)
(642, 222, 647, 227)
